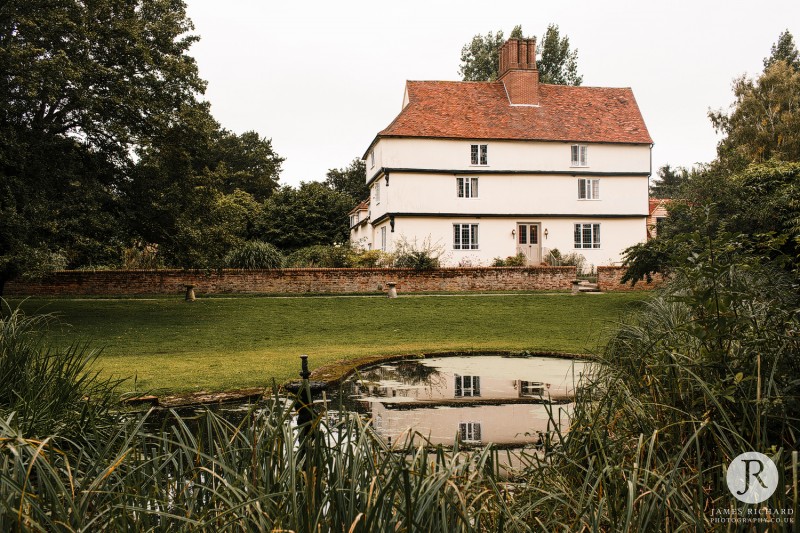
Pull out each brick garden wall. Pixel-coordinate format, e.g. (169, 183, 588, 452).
(597, 266, 662, 291)
(5, 266, 577, 296)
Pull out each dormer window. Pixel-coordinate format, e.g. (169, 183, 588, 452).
(571, 145, 588, 167)
(470, 144, 488, 165)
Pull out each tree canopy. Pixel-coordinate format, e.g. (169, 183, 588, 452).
(0, 0, 288, 289)
(325, 158, 368, 205)
(458, 24, 582, 85)
(623, 31, 800, 286)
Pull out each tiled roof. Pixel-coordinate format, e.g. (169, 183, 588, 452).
(348, 199, 369, 215)
(375, 81, 653, 145)
(649, 198, 670, 215)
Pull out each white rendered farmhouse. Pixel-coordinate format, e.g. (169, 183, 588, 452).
(350, 38, 653, 269)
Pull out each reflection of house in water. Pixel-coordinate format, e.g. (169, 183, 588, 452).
(350, 356, 584, 447)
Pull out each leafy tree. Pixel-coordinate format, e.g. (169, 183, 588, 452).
(209, 130, 284, 202)
(763, 30, 800, 71)
(0, 0, 204, 155)
(127, 105, 272, 268)
(257, 182, 353, 250)
(325, 158, 368, 205)
(458, 24, 581, 85)
(710, 32, 800, 171)
(0, 0, 205, 290)
(537, 24, 582, 86)
(622, 161, 800, 285)
(649, 164, 689, 198)
(458, 26, 522, 81)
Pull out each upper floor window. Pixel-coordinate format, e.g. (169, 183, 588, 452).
(470, 144, 488, 165)
(349, 213, 359, 227)
(457, 177, 478, 198)
(453, 223, 478, 250)
(574, 223, 600, 249)
(578, 178, 599, 200)
(374, 181, 381, 204)
(571, 144, 588, 167)
(370, 150, 375, 168)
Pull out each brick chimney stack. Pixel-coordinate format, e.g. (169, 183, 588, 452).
(498, 38, 539, 106)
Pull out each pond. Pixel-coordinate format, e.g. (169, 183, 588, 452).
(326, 354, 588, 449)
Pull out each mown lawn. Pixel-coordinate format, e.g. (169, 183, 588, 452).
(14, 293, 649, 394)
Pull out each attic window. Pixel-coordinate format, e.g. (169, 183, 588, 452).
(571, 145, 588, 167)
(470, 144, 488, 165)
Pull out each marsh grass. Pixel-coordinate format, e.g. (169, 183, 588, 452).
(509, 238, 800, 531)
(0, 396, 531, 532)
(0, 301, 123, 440)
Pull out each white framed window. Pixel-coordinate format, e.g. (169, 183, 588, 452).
(455, 375, 480, 397)
(374, 181, 381, 204)
(380, 226, 387, 251)
(519, 380, 544, 397)
(453, 224, 478, 250)
(571, 145, 588, 167)
(457, 177, 479, 198)
(370, 150, 375, 168)
(459, 422, 482, 442)
(578, 178, 600, 200)
(574, 223, 600, 249)
(470, 144, 488, 165)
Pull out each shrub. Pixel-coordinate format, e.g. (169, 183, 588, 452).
(122, 242, 162, 269)
(286, 244, 355, 268)
(545, 248, 586, 272)
(393, 236, 444, 270)
(224, 241, 285, 269)
(492, 253, 526, 267)
(351, 249, 393, 267)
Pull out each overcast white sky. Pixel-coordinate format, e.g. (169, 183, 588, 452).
(184, 0, 799, 187)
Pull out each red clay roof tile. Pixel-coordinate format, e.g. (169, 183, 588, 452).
(375, 81, 653, 146)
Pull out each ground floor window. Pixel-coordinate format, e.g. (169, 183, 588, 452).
(455, 374, 480, 397)
(459, 422, 482, 442)
(380, 226, 387, 251)
(574, 223, 600, 249)
(453, 223, 478, 250)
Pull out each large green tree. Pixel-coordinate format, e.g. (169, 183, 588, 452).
(325, 158, 368, 206)
(257, 182, 353, 250)
(710, 31, 800, 171)
(649, 164, 689, 198)
(624, 31, 800, 286)
(127, 104, 280, 268)
(458, 24, 582, 85)
(0, 0, 206, 291)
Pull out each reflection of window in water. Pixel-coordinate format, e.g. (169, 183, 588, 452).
(519, 381, 544, 397)
(460, 422, 481, 442)
(454, 375, 480, 397)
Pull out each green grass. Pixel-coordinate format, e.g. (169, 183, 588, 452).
(14, 293, 648, 394)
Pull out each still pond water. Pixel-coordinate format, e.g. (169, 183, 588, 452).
(331, 355, 587, 448)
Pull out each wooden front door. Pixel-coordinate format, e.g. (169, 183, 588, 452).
(516, 223, 541, 265)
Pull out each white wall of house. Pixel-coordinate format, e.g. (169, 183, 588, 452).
(370, 138, 651, 175)
(386, 216, 645, 269)
(354, 137, 652, 267)
(381, 172, 648, 216)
